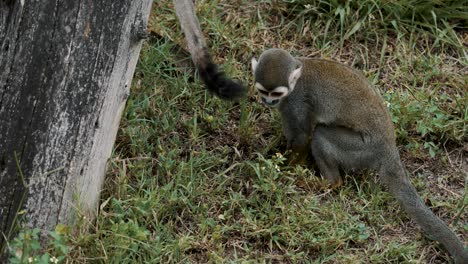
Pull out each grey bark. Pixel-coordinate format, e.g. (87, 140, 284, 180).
(0, 0, 152, 252)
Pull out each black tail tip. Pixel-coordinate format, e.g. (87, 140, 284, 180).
(199, 61, 245, 101)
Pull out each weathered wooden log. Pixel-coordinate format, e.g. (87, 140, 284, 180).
(0, 0, 152, 253)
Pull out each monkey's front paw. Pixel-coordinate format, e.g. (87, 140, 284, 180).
(288, 157, 307, 166)
(287, 151, 309, 166)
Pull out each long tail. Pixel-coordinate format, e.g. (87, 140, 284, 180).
(173, 0, 245, 100)
(381, 161, 467, 263)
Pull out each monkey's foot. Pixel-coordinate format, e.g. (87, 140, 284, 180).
(329, 178, 343, 189)
(322, 178, 343, 190)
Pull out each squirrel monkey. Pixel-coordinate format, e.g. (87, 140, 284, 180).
(251, 48, 467, 263)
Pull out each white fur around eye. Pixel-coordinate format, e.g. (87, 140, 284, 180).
(270, 86, 289, 98)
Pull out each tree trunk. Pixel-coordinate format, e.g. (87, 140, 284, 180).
(0, 0, 152, 252)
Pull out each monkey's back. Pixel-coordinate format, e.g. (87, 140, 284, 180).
(293, 58, 396, 144)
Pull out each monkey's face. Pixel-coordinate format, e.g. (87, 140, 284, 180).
(251, 51, 303, 108)
(254, 83, 288, 108)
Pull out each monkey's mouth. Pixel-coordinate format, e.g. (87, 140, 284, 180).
(261, 97, 280, 107)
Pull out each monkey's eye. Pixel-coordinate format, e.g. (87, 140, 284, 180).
(258, 90, 268, 95)
(271, 92, 284, 97)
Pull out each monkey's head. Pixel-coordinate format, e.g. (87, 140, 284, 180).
(251, 48, 302, 108)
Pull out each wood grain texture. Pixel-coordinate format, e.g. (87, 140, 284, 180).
(0, 0, 152, 250)
(174, 0, 207, 68)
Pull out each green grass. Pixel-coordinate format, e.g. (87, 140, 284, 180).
(9, 0, 467, 263)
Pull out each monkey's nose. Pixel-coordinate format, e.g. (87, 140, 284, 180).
(261, 97, 279, 107)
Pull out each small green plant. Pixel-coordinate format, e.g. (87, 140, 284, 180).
(8, 226, 69, 264)
(383, 88, 466, 157)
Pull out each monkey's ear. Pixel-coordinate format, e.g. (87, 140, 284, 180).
(288, 65, 302, 90)
(251, 58, 258, 74)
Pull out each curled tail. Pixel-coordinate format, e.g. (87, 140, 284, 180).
(173, 0, 245, 101)
(381, 162, 467, 263)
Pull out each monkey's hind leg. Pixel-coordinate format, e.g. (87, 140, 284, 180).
(311, 125, 376, 188)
